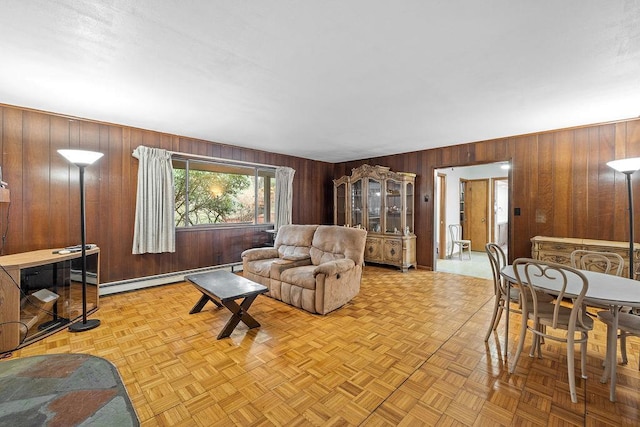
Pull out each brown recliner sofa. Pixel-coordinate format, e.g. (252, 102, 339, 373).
(241, 224, 367, 314)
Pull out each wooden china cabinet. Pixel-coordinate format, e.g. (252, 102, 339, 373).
(334, 164, 416, 272)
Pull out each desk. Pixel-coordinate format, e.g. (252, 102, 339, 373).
(502, 264, 640, 401)
(0, 248, 100, 353)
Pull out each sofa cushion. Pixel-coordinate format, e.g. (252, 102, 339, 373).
(310, 225, 367, 266)
(275, 224, 318, 260)
(280, 265, 317, 290)
(310, 246, 344, 265)
(271, 258, 312, 281)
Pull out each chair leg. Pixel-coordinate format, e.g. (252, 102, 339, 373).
(484, 296, 502, 342)
(620, 333, 628, 365)
(528, 334, 537, 358)
(529, 325, 543, 358)
(580, 334, 588, 379)
(494, 304, 504, 330)
(510, 315, 528, 373)
(537, 326, 544, 358)
(567, 334, 578, 403)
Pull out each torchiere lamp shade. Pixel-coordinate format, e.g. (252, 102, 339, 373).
(58, 149, 104, 166)
(607, 157, 640, 173)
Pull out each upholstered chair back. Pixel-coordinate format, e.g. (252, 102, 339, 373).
(310, 225, 367, 266)
(275, 224, 319, 260)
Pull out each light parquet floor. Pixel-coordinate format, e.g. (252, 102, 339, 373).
(8, 266, 640, 426)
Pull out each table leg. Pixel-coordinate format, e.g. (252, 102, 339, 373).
(600, 323, 612, 384)
(189, 294, 223, 314)
(218, 294, 261, 339)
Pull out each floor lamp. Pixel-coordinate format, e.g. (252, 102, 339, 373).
(607, 157, 640, 280)
(58, 149, 104, 332)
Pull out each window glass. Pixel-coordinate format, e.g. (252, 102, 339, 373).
(173, 158, 276, 228)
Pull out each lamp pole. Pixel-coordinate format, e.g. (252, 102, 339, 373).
(70, 164, 97, 330)
(624, 171, 635, 280)
(58, 149, 103, 332)
(607, 157, 640, 280)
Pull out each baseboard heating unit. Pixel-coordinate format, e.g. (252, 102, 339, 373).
(99, 262, 243, 296)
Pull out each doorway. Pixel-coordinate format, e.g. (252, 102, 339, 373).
(436, 173, 447, 259)
(434, 162, 510, 279)
(493, 178, 508, 248)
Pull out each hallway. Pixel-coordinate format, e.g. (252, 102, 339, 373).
(436, 250, 493, 280)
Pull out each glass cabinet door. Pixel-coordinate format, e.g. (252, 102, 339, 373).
(385, 179, 402, 234)
(405, 182, 414, 234)
(367, 178, 382, 233)
(335, 182, 347, 226)
(351, 179, 363, 227)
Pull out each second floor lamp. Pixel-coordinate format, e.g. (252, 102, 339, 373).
(58, 149, 104, 332)
(607, 157, 640, 280)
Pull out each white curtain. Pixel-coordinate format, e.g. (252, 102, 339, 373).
(132, 146, 176, 254)
(274, 166, 295, 231)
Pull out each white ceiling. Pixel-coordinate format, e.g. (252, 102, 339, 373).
(1, 1, 639, 163)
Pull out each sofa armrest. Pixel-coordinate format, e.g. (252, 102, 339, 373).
(271, 257, 312, 280)
(273, 258, 311, 267)
(241, 247, 279, 262)
(313, 259, 355, 277)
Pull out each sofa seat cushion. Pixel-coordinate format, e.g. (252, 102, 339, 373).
(245, 258, 276, 278)
(280, 265, 317, 290)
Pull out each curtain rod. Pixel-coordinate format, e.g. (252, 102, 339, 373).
(168, 150, 279, 169)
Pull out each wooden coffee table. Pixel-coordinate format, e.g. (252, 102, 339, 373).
(185, 270, 268, 339)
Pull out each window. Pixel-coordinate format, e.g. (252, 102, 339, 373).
(173, 158, 276, 228)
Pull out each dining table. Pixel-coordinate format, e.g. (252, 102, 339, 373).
(501, 263, 640, 402)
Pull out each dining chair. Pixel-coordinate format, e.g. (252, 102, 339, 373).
(570, 249, 634, 366)
(509, 258, 593, 403)
(484, 243, 514, 342)
(597, 310, 640, 370)
(448, 224, 471, 260)
(484, 244, 555, 344)
(570, 249, 624, 277)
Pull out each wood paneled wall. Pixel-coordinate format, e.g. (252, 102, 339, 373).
(0, 105, 334, 283)
(2, 103, 639, 280)
(336, 119, 640, 268)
